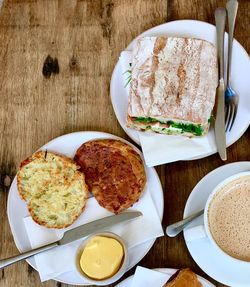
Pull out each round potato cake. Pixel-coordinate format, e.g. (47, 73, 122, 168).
(17, 151, 88, 229)
(74, 139, 146, 214)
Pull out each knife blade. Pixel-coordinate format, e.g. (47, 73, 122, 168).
(59, 211, 142, 245)
(0, 211, 142, 270)
(214, 8, 227, 161)
(215, 78, 227, 160)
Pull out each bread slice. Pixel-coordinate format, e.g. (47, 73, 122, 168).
(74, 139, 146, 214)
(127, 37, 218, 137)
(17, 151, 88, 229)
(164, 268, 202, 287)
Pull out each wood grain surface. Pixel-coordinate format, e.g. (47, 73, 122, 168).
(0, 0, 249, 286)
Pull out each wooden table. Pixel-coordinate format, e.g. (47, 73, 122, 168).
(0, 0, 249, 286)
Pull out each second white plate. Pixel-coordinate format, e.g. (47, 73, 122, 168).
(7, 131, 164, 285)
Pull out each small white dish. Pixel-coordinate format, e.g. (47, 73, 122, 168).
(183, 161, 250, 287)
(75, 232, 128, 286)
(116, 268, 215, 287)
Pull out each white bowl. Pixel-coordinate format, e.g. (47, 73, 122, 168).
(75, 232, 129, 286)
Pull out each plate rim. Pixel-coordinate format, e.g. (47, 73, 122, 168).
(110, 19, 250, 157)
(183, 161, 250, 287)
(7, 131, 164, 285)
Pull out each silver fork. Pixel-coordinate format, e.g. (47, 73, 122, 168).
(225, 0, 239, 132)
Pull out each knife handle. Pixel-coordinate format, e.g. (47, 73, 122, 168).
(215, 7, 226, 80)
(226, 0, 238, 85)
(0, 241, 58, 270)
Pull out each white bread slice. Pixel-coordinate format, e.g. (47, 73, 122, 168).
(127, 37, 218, 136)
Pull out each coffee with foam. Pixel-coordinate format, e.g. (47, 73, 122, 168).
(208, 175, 250, 261)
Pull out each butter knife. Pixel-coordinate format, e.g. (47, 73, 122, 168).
(214, 8, 227, 161)
(0, 211, 142, 269)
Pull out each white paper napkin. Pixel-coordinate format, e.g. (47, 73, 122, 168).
(120, 50, 215, 167)
(131, 266, 171, 287)
(23, 187, 163, 282)
(139, 132, 214, 166)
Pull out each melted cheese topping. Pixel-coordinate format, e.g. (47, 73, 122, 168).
(80, 236, 124, 280)
(17, 151, 88, 229)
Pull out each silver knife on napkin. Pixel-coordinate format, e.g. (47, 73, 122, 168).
(214, 7, 227, 161)
(0, 211, 142, 269)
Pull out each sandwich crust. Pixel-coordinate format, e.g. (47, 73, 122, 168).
(17, 151, 88, 229)
(74, 139, 146, 214)
(128, 36, 218, 135)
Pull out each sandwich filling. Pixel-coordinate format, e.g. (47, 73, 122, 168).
(129, 116, 205, 136)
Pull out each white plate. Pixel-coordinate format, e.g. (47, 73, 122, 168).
(110, 20, 250, 159)
(183, 161, 250, 287)
(116, 268, 215, 287)
(7, 131, 164, 285)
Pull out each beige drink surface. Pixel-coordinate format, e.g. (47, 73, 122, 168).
(208, 175, 250, 261)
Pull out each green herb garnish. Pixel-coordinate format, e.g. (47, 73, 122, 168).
(123, 63, 132, 88)
(208, 115, 214, 124)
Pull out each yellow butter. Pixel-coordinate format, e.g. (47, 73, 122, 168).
(79, 236, 124, 280)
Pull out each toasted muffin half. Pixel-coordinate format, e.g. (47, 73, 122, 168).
(74, 139, 146, 214)
(17, 151, 88, 229)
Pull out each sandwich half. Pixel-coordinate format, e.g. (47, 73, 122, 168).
(127, 37, 218, 137)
